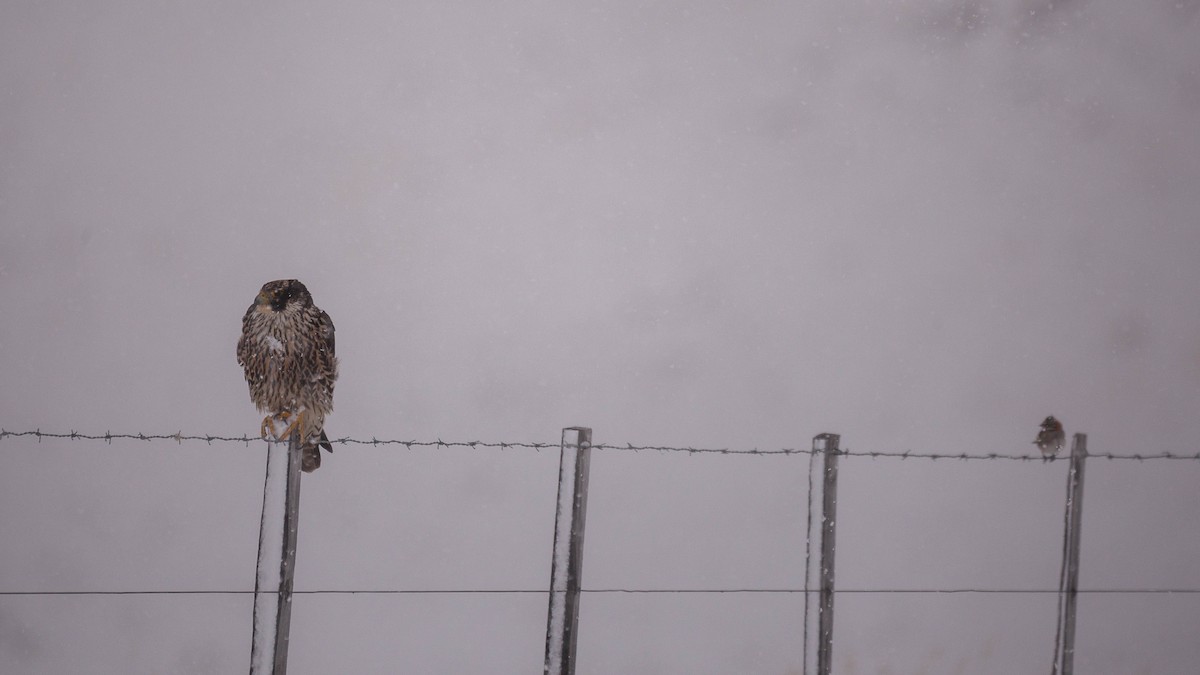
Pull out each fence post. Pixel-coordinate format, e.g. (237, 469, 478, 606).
(250, 426, 303, 675)
(803, 433, 840, 675)
(544, 427, 593, 675)
(1057, 433, 1088, 675)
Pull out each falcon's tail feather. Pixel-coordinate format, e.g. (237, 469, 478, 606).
(300, 429, 334, 473)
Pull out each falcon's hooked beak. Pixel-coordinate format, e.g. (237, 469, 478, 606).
(254, 291, 272, 314)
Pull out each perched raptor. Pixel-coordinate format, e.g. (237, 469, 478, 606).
(237, 279, 338, 472)
(1034, 415, 1065, 462)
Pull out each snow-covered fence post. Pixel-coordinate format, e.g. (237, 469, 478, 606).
(249, 424, 303, 675)
(803, 433, 840, 675)
(1057, 433, 1088, 675)
(544, 427, 593, 675)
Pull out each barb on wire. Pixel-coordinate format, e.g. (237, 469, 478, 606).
(2, 429, 1199, 461)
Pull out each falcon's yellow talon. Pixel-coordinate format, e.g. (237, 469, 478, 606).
(274, 410, 305, 443)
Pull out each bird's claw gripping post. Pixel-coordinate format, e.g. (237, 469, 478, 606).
(262, 410, 304, 444)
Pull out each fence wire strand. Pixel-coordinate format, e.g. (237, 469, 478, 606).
(3, 429, 1199, 462)
(2, 588, 1198, 597)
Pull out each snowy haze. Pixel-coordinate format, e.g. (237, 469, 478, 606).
(2, 1, 1199, 673)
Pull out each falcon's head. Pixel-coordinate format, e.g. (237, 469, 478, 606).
(254, 279, 313, 314)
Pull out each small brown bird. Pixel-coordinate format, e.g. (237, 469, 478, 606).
(237, 280, 338, 472)
(1033, 416, 1065, 461)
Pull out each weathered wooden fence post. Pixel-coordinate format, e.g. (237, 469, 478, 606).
(250, 426, 303, 675)
(544, 427, 593, 675)
(1056, 433, 1088, 675)
(803, 433, 840, 675)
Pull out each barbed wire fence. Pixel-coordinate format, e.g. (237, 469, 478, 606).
(2, 427, 1199, 675)
(5, 428, 1200, 461)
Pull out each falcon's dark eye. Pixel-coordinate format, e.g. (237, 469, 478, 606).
(271, 289, 291, 311)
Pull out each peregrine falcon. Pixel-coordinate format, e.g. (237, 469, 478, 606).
(1034, 416, 1065, 462)
(237, 279, 338, 472)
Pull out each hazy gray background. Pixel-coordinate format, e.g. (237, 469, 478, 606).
(2, 1, 1199, 673)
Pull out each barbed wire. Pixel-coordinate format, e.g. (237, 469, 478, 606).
(0, 429, 559, 451)
(2, 588, 1197, 597)
(3, 428, 1199, 462)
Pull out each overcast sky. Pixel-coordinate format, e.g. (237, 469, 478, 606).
(2, 1, 1199, 673)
